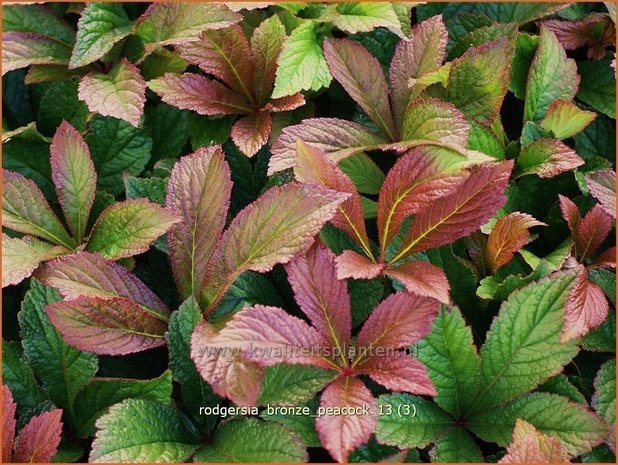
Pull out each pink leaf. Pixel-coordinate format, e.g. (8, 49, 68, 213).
(517, 138, 584, 178)
(499, 419, 570, 463)
(384, 260, 451, 304)
(50, 120, 96, 243)
(1, 32, 71, 75)
(285, 244, 351, 354)
(231, 112, 272, 157)
(543, 14, 612, 51)
(559, 194, 581, 235)
(356, 292, 439, 351)
(2, 385, 16, 463)
(324, 38, 395, 140)
(46, 296, 167, 355)
(561, 267, 610, 342)
(269, 118, 388, 174)
(266, 93, 305, 112)
(13, 409, 62, 463)
(147, 72, 252, 115)
(392, 160, 513, 261)
(575, 205, 612, 261)
(585, 170, 616, 219)
(591, 247, 616, 269)
(316, 377, 376, 463)
(166, 147, 231, 299)
(335, 250, 386, 280)
(2, 234, 66, 288)
(36, 252, 169, 319)
(356, 352, 436, 396)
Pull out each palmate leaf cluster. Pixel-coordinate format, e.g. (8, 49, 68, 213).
(1, 2, 616, 463)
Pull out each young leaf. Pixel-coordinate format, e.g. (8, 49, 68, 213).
(136, 3, 241, 52)
(2, 234, 65, 288)
(251, 15, 286, 104)
(324, 38, 395, 140)
(516, 138, 584, 178)
(90, 399, 199, 462)
(166, 146, 231, 299)
(69, 3, 133, 69)
(499, 419, 570, 463)
(3, 170, 75, 249)
(272, 21, 332, 98)
(574, 205, 613, 261)
(13, 408, 63, 463)
(2, 32, 71, 75)
(2, 385, 16, 463)
(524, 26, 580, 122)
(384, 261, 451, 304)
(230, 112, 272, 157)
(316, 377, 376, 463)
(585, 170, 616, 219)
(541, 99, 596, 139)
(86, 199, 180, 260)
(50, 121, 96, 243)
(78, 58, 146, 127)
(400, 98, 469, 148)
(335, 249, 386, 280)
(333, 3, 405, 38)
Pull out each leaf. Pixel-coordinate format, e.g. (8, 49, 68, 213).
(324, 38, 395, 140)
(90, 399, 199, 462)
(467, 392, 608, 457)
(384, 261, 451, 304)
(2, 32, 71, 75)
(50, 121, 96, 243)
(577, 59, 616, 119)
(499, 419, 570, 463)
(449, 22, 518, 60)
(524, 26, 580, 122)
(338, 152, 385, 195)
(136, 3, 241, 52)
(69, 3, 133, 69)
(166, 147, 231, 299)
(144, 103, 189, 163)
(376, 393, 454, 448)
(335, 250, 385, 280)
(18, 280, 98, 421)
(316, 377, 376, 463)
(251, 15, 287, 104)
(86, 115, 152, 195)
(574, 205, 613, 261)
(86, 199, 180, 260)
(416, 306, 480, 417)
(272, 21, 332, 98)
(541, 99, 596, 139)
(562, 267, 609, 342)
(46, 296, 167, 355)
(477, 271, 580, 409)
(2, 4, 75, 45)
(592, 359, 616, 428)
(2, 385, 16, 463)
(486, 212, 545, 272)
(258, 364, 336, 406)
(74, 370, 172, 437)
(333, 3, 404, 38)
(585, 170, 616, 219)
(38, 79, 89, 135)
(270, 117, 388, 174)
(392, 161, 513, 262)
(13, 408, 63, 463)
(539, 374, 587, 404)
(195, 418, 308, 462)
(389, 15, 448, 127)
(2, 341, 47, 412)
(517, 138, 584, 178)
(78, 58, 146, 127)
(447, 38, 511, 125)
(231, 112, 272, 157)
(400, 98, 469, 148)
(2, 234, 65, 288)
(147, 72, 252, 115)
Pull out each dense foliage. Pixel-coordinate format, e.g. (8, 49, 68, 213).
(1, 2, 616, 463)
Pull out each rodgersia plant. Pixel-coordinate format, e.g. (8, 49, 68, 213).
(2, 2, 616, 464)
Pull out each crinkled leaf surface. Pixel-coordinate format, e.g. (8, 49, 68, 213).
(499, 419, 570, 463)
(333, 3, 405, 38)
(517, 138, 584, 178)
(2, 234, 65, 288)
(2, 32, 72, 75)
(2, 385, 16, 463)
(13, 408, 63, 463)
(585, 170, 616, 219)
(257, 363, 336, 406)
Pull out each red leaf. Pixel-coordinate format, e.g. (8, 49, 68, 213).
(384, 260, 451, 304)
(285, 244, 351, 355)
(2, 385, 16, 463)
(230, 112, 272, 157)
(166, 146, 231, 300)
(575, 205, 612, 261)
(46, 296, 167, 355)
(517, 138, 584, 178)
(559, 194, 581, 235)
(543, 14, 613, 51)
(266, 93, 305, 112)
(356, 352, 436, 396)
(561, 267, 610, 342)
(377, 148, 470, 257)
(294, 140, 372, 257)
(13, 409, 62, 463)
(324, 38, 395, 140)
(499, 419, 570, 463)
(392, 161, 513, 262)
(591, 247, 616, 269)
(315, 377, 376, 463)
(485, 212, 546, 272)
(335, 250, 385, 280)
(585, 170, 616, 219)
(147, 72, 252, 115)
(356, 292, 439, 352)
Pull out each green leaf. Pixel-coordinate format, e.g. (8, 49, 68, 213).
(125, 176, 167, 205)
(349, 277, 385, 327)
(188, 114, 233, 150)
(194, 418, 308, 462)
(90, 399, 199, 462)
(593, 359, 616, 426)
(2, 32, 72, 75)
(575, 115, 615, 161)
(516, 138, 583, 178)
(539, 374, 587, 404)
(577, 59, 616, 119)
(509, 33, 539, 100)
(476, 271, 579, 410)
(467, 121, 505, 160)
(257, 364, 337, 405)
(38, 80, 89, 135)
(582, 312, 616, 353)
(261, 399, 321, 448)
(467, 392, 609, 457)
(477, 261, 551, 301)
(272, 21, 331, 98)
(449, 22, 517, 60)
(69, 3, 133, 69)
(376, 394, 454, 448)
(18, 279, 98, 425)
(333, 3, 405, 38)
(541, 100, 596, 140)
(416, 306, 480, 418)
(2, 4, 75, 45)
(338, 153, 385, 195)
(430, 427, 484, 463)
(2, 339, 47, 412)
(144, 103, 189, 164)
(86, 116, 152, 195)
